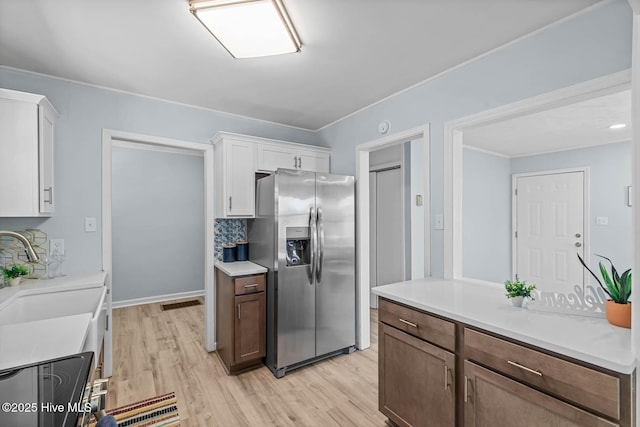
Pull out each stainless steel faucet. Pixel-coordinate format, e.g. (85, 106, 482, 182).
(0, 231, 40, 262)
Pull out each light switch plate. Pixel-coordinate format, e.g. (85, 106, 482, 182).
(416, 195, 423, 206)
(85, 217, 97, 232)
(596, 216, 609, 226)
(435, 214, 444, 230)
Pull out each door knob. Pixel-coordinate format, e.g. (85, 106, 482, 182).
(575, 242, 582, 247)
(575, 233, 581, 238)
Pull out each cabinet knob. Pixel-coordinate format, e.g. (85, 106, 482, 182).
(575, 233, 581, 238)
(575, 242, 582, 247)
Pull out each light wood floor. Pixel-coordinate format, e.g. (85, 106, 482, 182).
(108, 299, 387, 426)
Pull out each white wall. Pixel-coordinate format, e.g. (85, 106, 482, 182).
(111, 146, 204, 303)
(318, 0, 633, 277)
(0, 68, 320, 274)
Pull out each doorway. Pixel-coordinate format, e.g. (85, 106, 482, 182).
(355, 124, 430, 350)
(369, 145, 405, 309)
(102, 130, 215, 378)
(513, 169, 588, 293)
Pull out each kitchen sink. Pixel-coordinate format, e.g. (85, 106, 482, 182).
(0, 283, 107, 358)
(0, 286, 106, 326)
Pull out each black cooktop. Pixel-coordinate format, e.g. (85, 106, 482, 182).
(0, 352, 93, 427)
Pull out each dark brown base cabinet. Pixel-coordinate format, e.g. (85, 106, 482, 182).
(215, 268, 266, 374)
(378, 298, 635, 427)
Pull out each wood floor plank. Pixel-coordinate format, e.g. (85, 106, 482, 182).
(108, 298, 386, 426)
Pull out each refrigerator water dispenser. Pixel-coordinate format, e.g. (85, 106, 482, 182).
(285, 227, 311, 267)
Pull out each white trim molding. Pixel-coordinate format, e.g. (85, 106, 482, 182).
(444, 70, 631, 280)
(102, 129, 216, 371)
(112, 290, 206, 309)
(355, 124, 431, 350)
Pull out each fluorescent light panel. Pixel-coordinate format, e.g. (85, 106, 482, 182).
(609, 123, 627, 129)
(190, 0, 301, 59)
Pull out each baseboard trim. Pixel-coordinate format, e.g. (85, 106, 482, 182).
(113, 289, 205, 309)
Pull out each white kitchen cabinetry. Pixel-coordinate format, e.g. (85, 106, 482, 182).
(257, 142, 330, 173)
(0, 88, 57, 217)
(214, 135, 256, 218)
(213, 132, 331, 218)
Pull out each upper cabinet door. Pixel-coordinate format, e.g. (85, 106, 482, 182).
(257, 144, 297, 172)
(297, 149, 330, 173)
(39, 107, 55, 214)
(0, 89, 57, 217)
(257, 143, 330, 173)
(225, 140, 255, 217)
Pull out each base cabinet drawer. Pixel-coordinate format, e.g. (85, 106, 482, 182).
(379, 298, 455, 352)
(379, 322, 455, 427)
(464, 361, 618, 427)
(464, 328, 620, 419)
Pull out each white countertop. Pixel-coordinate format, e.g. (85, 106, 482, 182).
(373, 277, 635, 374)
(0, 272, 106, 370)
(0, 271, 107, 310)
(215, 261, 267, 277)
(0, 313, 92, 370)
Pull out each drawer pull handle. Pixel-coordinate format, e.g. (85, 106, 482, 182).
(507, 360, 543, 376)
(464, 375, 469, 402)
(398, 318, 418, 328)
(244, 284, 259, 288)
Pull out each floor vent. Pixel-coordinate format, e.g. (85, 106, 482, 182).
(161, 299, 202, 311)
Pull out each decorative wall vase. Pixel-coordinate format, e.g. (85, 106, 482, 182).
(605, 300, 631, 328)
(510, 296, 524, 307)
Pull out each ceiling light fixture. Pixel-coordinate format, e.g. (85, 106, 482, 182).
(189, 0, 302, 59)
(609, 123, 627, 129)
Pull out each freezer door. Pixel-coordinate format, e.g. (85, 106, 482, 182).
(275, 169, 317, 368)
(315, 173, 356, 356)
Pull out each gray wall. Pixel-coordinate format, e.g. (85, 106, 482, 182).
(0, 68, 320, 274)
(462, 142, 632, 283)
(462, 148, 512, 282)
(112, 147, 204, 302)
(317, 0, 632, 278)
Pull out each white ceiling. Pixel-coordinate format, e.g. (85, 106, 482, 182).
(464, 89, 632, 157)
(0, 0, 603, 130)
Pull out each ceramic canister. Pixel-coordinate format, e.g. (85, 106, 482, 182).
(223, 245, 236, 263)
(236, 241, 248, 261)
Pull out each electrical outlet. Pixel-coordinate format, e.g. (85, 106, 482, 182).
(85, 217, 97, 232)
(435, 214, 444, 230)
(50, 239, 65, 255)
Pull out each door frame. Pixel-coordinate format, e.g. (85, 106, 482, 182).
(102, 129, 216, 378)
(511, 168, 590, 291)
(355, 124, 430, 350)
(444, 70, 631, 281)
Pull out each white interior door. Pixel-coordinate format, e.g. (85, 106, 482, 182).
(370, 167, 405, 308)
(514, 171, 585, 293)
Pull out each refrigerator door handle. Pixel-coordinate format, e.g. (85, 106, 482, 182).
(309, 207, 317, 283)
(316, 207, 325, 283)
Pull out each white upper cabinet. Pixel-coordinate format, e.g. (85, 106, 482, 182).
(214, 135, 256, 218)
(212, 132, 331, 218)
(257, 142, 330, 173)
(0, 89, 57, 217)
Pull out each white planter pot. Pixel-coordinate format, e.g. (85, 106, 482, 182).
(510, 296, 524, 307)
(7, 277, 21, 286)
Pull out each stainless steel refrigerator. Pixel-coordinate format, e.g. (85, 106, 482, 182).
(248, 169, 356, 378)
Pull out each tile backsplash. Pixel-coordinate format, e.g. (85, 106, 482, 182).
(0, 229, 48, 282)
(214, 219, 247, 261)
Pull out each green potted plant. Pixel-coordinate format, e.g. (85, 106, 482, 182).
(2, 264, 30, 286)
(577, 254, 632, 328)
(504, 279, 536, 307)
